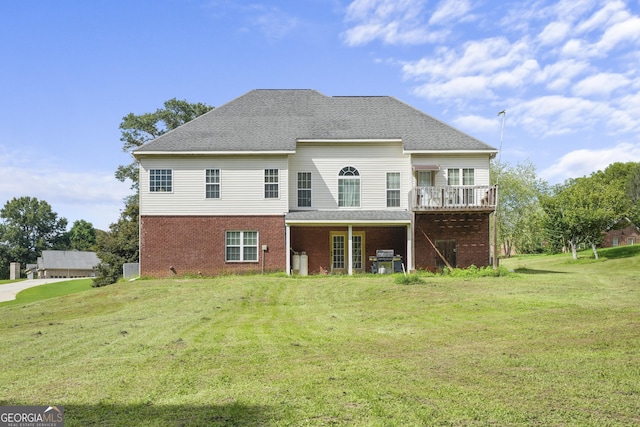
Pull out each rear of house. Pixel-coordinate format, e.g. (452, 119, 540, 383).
(134, 90, 497, 277)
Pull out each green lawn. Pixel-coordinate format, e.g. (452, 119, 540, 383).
(0, 279, 94, 307)
(0, 248, 638, 426)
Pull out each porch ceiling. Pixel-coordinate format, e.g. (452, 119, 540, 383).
(285, 210, 411, 225)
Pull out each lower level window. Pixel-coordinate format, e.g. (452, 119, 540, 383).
(226, 231, 258, 262)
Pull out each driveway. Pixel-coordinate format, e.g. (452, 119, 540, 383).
(0, 278, 83, 303)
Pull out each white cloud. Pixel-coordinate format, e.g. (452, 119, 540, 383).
(343, 0, 442, 45)
(572, 72, 630, 97)
(429, 0, 472, 25)
(0, 151, 130, 230)
(538, 21, 571, 46)
(541, 142, 640, 183)
(452, 114, 501, 134)
(246, 5, 300, 41)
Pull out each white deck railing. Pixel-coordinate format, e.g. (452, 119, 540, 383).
(411, 185, 497, 211)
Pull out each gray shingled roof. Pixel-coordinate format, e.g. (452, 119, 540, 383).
(286, 210, 411, 223)
(38, 250, 100, 270)
(134, 89, 496, 153)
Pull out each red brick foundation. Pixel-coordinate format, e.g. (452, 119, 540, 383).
(414, 212, 491, 271)
(140, 215, 286, 277)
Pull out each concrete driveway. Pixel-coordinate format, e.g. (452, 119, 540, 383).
(0, 278, 83, 303)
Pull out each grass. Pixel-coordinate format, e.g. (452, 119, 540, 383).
(0, 279, 94, 307)
(0, 249, 638, 426)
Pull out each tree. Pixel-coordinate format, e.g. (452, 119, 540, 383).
(491, 159, 548, 256)
(116, 98, 214, 190)
(68, 220, 97, 251)
(541, 175, 626, 260)
(93, 203, 139, 287)
(0, 197, 68, 268)
(94, 98, 213, 286)
(625, 163, 640, 225)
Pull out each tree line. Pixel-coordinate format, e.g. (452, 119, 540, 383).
(493, 159, 640, 260)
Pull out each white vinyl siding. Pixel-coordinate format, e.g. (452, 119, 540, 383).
(288, 142, 410, 210)
(139, 156, 288, 216)
(412, 155, 490, 188)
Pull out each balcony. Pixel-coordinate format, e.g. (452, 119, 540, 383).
(411, 185, 497, 212)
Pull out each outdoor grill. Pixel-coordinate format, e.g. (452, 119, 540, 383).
(369, 249, 403, 274)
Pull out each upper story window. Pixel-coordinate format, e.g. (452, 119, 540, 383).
(447, 168, 474, 186)
(150, 169, 172, 192)
(264, 169, 279, 199)
(297, 172, 311, 207)
(417, 171, 433, 187)
(338, 166, 360, 207)
(205, 169, 220, 199)
(386, 172, 400, 207)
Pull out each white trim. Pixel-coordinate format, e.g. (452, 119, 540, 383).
(286, 225, 291, 276)
(134, 150, 296, 157)
(285, 219, 411, 225)
(404, 149, 498, 155)
(297, 138, 402, 144)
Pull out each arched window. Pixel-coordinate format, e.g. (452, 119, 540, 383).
(338, 166, 360, 207)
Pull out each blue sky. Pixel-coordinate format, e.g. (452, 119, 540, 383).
(2, 0, 640, 230)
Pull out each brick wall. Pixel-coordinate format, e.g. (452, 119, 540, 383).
(414, 212, 491, 270)
(140, 215, 286, 277)
(601, 225, 639, 247)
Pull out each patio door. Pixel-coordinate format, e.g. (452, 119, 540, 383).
(330, 231, 365, 274)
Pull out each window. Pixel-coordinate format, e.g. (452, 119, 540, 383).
(386, 172, 401, 207)
(463, 168, 475, 185)
(338, 166, 360, 207)
(205, 169, 220, 199)
(297, 172, 312, 207)
(613, 238, 619, 247)
(150, 169, 172, 192)
(225, 231, 258, 262)
(628, 238, 634, 246)
(264, 169, 279, 198)
(447, 168, 460, 186)
(417, 171, 433, 187)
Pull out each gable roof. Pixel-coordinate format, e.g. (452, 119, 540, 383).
(133, 89, 496, 154)
(37, 250, 100, 270)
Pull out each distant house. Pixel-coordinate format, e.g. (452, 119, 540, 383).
(25, 264, 38, 279)
(36, 250, 100, 279)
(602, 219, 639, 248)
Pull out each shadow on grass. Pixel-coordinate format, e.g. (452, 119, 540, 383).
(1, 402, 275, 427)
(599, 245, 640, 259)
(514, 267, 566, 275)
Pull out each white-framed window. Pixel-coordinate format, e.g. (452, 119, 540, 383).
(150, 169, 172, 192)
(417, 171, 433, 187)
(338, 166, 360, 207)
(386, 172, 401, 207)
(627, 237, 634, 245)
(265, 169, 279, 199)
(205, 169, 220, 199)
(225, 231, 258, 262)
(613, 238, 619, 247)
(463, 168, 475, 186)
(297, 172, 311, 207)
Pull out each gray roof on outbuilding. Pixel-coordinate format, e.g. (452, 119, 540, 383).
(134, 89, 496, 154)
(37, 250, 100, 270)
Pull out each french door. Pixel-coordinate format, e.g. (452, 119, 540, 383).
(330, 231, 365, 274)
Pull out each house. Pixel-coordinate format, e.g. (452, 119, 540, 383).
(602, 218, 639, 248)
(36, 250, 100, 279)
(132, 89, 498, 277)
